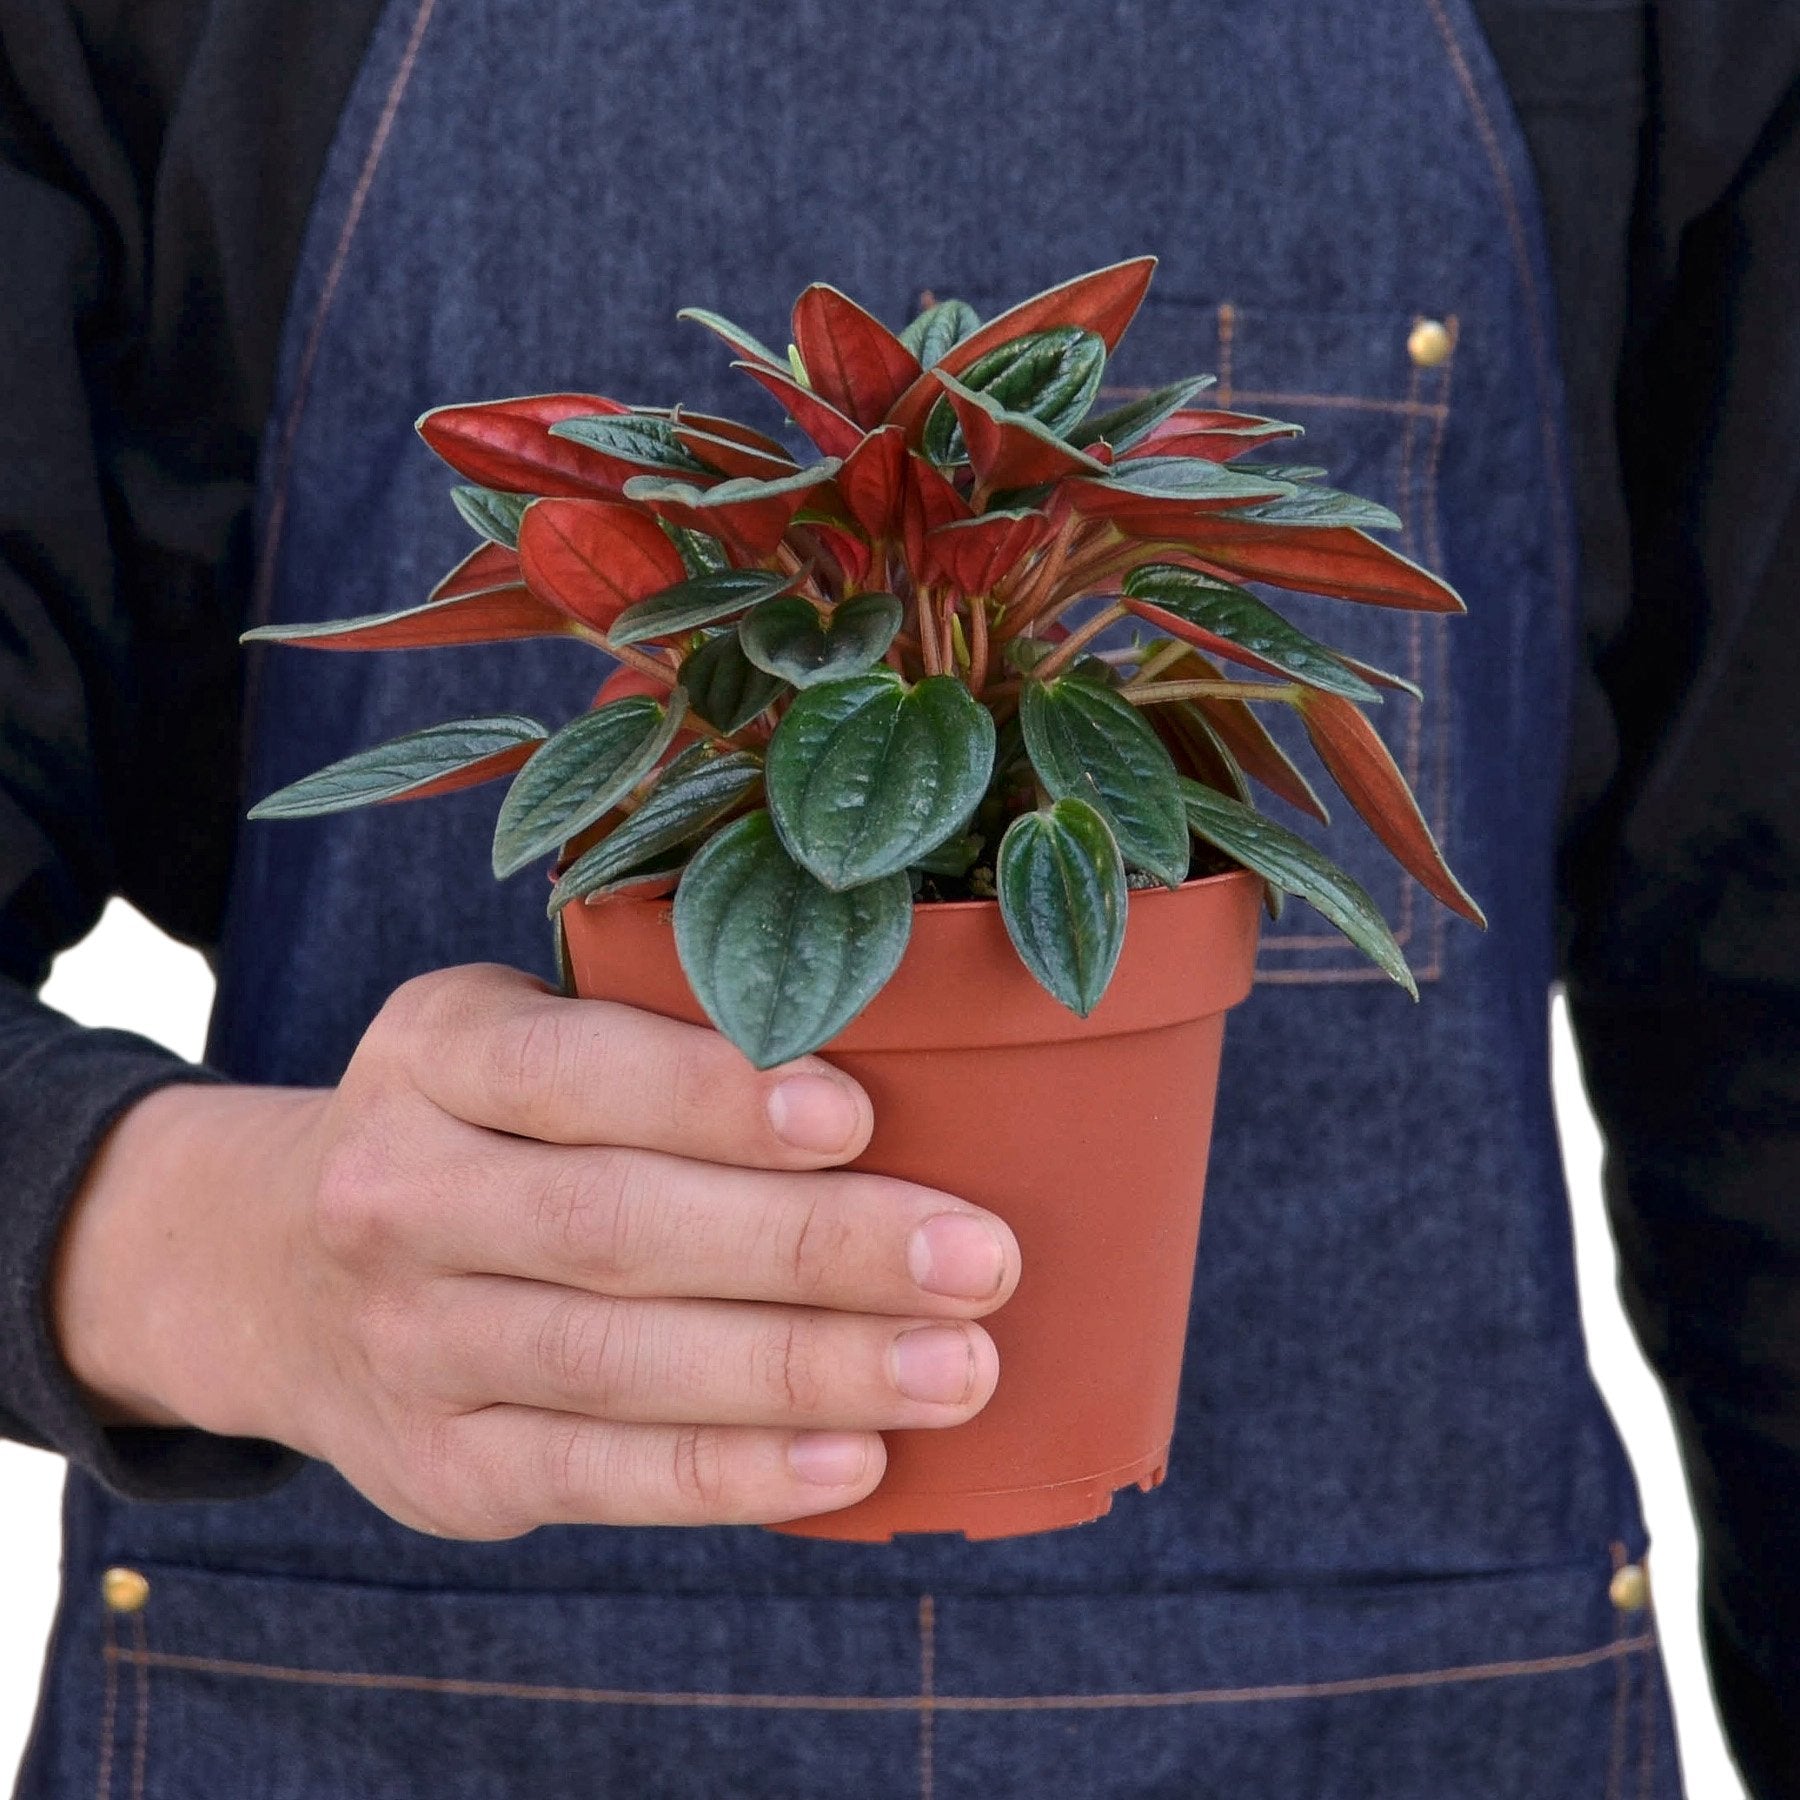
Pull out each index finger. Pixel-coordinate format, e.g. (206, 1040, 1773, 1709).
(391, 965, 872, 1169)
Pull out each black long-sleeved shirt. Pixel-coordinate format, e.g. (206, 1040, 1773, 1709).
(1, 1, 1797, 1498)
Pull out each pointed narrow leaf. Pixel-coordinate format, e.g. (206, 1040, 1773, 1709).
(1162, 650, 1330, 822)
(900, 298, 981, 368)
(416, 394, 632, 495)
(517, 498, 689, 631)
(997, 799, 1128, 1016)
(549, 747, 763, 914)
(1295, 690, 1484, 924)
(1129, 408, 1305, 462)
(733, 361, 864, 458)
(738, 591, 902, 687)
(1335, 652, 1423, 701)
(1073, 376, 1216, 452)
(1181, 779, 1417, 994)
(249, 716, 546, 820)
(925, 328, 1106, 459)
(430, 540, 525, 602)
(242, 589, 575, 651)
(1138, 523, 1466, 612)
(491, 694, 686, 878)
(610, 569, 796, 647)
(792, 285, 923, 427)
(1020, 675, 1189, 887)
(547, 413, 713, 478)
(680, 631, 788, 732)
(1122, 565, 1381, 701)
(1154, 702, 1252, 804)
(887, 259, 1157, 434)
(766, 673, 996, 889)
(1069, 457, 1298, 521)
(671, 424, 799, 482)
(1235, 486, 1403, 530)
(673, 811, 912, 1067)
(451, 485, 531, 548)
(676, 306, 785, 369)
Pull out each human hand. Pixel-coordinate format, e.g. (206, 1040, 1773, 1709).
(52, 964, 1019, 1535)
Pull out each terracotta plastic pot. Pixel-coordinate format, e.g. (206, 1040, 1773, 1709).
(561, 868, 1263, 1541)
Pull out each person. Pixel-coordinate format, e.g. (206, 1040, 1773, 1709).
(1, 2, 1795, 1794)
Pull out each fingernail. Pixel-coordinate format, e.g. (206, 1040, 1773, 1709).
(788, 1431, 872, 1486)
(907, 1213, 1007, 1300)
(767, 1074, 862, 1154)
(890, 1326, 976, 1405)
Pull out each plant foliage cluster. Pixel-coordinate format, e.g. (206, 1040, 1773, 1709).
(251, 259, 1482, 1066)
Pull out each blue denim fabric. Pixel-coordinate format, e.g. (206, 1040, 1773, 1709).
(20, 0, 1683, 1793)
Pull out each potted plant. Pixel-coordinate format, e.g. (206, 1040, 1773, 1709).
(247, 258, 1481, 1541)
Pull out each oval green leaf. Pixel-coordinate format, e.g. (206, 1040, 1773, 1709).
(738, 591, 903, 688)
(1122, 564, 1382, 702)
(450, 485, 531, 549)
(766, 672, 996, 890)
(248, 715, 547, 820)
(997, 799, 1128, 1016)
(609, 568, 795, 647)
(1019, 675, 1190, 887)
(1180, 778, 1417, 996)
(547, 412, 710, 474)
(673, 811, 913, 1068)
(899, 297, 982, 368)
(549, 747, 764, 915)
(681, 630, 788, 733)
(491, 693, 685, 878)
(924, 325, 1106, 462)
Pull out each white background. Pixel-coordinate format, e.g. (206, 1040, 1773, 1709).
(0, 902, 1748, 1795)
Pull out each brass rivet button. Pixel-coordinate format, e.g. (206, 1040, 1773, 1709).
(1609, 1562, 1650, 1613)
(1407, 318, 1454, 368)
(101, 1567, 150, 1614)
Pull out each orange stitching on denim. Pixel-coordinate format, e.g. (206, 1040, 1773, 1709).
(918, 1595, 936, 1800)
(1420, 0, 1575, 626)
(95, 1607, 118, 1800)
(128, 1611, 149, 1800)
(111, 1634, 1654, 1712)
(1216, 303, 1236, 405)
(1094, 383, 1447, 421)
(249, 0, 440, 630)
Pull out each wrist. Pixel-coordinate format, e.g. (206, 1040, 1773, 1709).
(51, 1081, 326, 1446)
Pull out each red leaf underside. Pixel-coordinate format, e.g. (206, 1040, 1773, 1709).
(835, 426, 910, 541)
(673, 424, 798, 482)
(1122, 597, 1316, 687)
(792, 285, 922, 427)
(900, 451, 974, 573)
(923, 511, 1052, 597)
(1297, 689, 1484, 922)
(1129, 410, 1306, 462)
(381, 739, 541, 803)
(430, 540, 525, 602)
(940, 384, 1108, 491)
(735, 362, 865, 459)
(1167, 651, 1330, 822)
(417, 394, 632, 496)
(518, 499, 690, 631)
(1131, 524, 1465, 612)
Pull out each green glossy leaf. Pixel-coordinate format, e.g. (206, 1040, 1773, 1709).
(451, 485, 531, 548)
(766, 672, 996, 889)
(738, 591, 903, 687)
(548, 747, 764, 915)
(1072, 375, 1216, 451)
(248, 715, 546, 820)
(997, 799, 1128, 1016)
(610, 568, 794, 647)
(681, 631, 788, 732)
(673, 811, 913, 1067)
(1234, 485, 1402, 530)
(1019, 675, 1190, 888)
(490, 693, 685, 878)
(1180, 779, 1416, 996)
(546, 413, 710, 474)
(910, 831, 984, 878)
(924, 326, 1106, 462)
(899, 298, 981, 368)
(1122, 564, 1382, 701)
(664, 523, 731, 577)
(1085, 455, 1298, 504)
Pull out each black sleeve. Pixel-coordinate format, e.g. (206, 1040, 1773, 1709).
(0, 0, 375, 1499)
(1548, 6, 1800, 1790)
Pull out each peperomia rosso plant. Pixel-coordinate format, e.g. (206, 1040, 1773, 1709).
(248, 258, 1483, 1067)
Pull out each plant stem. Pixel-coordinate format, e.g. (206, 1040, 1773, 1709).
(969, 595, 991, 694)
(1126, 638, 1191, 687)
(1030, 602, 1128, 682)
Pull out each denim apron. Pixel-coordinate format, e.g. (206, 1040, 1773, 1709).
(20, 2, 1685, 1794)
